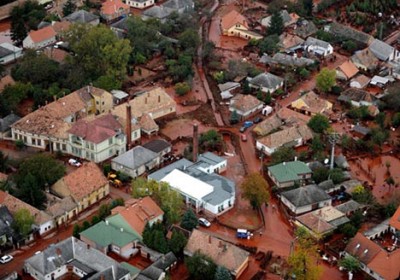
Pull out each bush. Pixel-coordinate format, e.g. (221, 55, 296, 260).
(175, 82, 191, 96)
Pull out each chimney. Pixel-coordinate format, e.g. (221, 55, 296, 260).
(145, 97, 147, 104)
(158, 95, 161, 103)
(87, 243, 90, 250)
(100, 275, 105, 280)
(193, 123, 198, 162)
(126, 104, 132, 150)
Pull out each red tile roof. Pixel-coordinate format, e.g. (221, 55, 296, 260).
(338, 61, 359, 79)
(389, 206, 400, 231)
(221, 10, 248, 30)
(345, 233, 382, 264)
(28, 26, 56, 43)
(101, 0, 130, 16)
(111, 197, 164, 235)
(51, 21, 71, 34)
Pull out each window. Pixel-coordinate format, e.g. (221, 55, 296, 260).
(109, 138, 113, 145)
(96, 101, 99, 105)
(62, 144, 66, 151)
(90, 143, 94, 150)
(32, 139, 36, 145)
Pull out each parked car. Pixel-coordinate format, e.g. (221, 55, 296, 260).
(68, 158, 82, 167)
(239, 126, 247, 133)
(198, 218, 211, 227)
(253, 117, 263, 124)
(241, 134, 247, 142)
(0, 255, 13, 264)
(236, 229, 252, 239)
(243, 121, 254, 128)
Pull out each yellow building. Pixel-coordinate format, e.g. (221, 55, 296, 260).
(221, 10, 263, 41)
(291, 91, 333, 116)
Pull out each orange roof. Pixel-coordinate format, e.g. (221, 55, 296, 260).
(338, 61, 359, 79)
(43, 48, 69, 63)
(221, 10, 248, 30)
(28, 26, 57, 43)
(51, 21, 71, 34)
(111, 197, 164, 235)
(368, 249, 400, 280)
(0, 75, 15, 93)
(389, 206, 400, 231)
(101, 0, 129, 16)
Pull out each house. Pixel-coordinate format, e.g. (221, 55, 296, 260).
(68, 113, 126, 163)
(352, 124, 371, 138)
(0, 191, 54, 236)
(0, 113, 20, 140)
(22, 26, 57, 49)
(229, 94, 264, 120)
(350, 74, 371, 89)
(267, 161, 312, 189)
(111, 146, 160, 178)
(148, 157, 235, 216)
(278, 33, 305, 52)
(334, 200, 362, 216)
(218, 82, 240, 99)
(260, 53, 315, 68)
(184, 229, 249, 278)
(324, 22, 374, 46)
(51, 162, 109, 215)
(45, 196, 78, 228)
(0, 43, 23, 64)
(276, 107, 311, 126)
(338, 88, 377, 107)
(351, 48, 380, 71)
(295, 206, 350, 238)
(51, 21, 71, 39)
(137, 252, 177, 280)
(221, 10, 263, 41)
(126, 0, 154, 9)
(0, 206, 18, 251)
(369, 39, 400, 62)
(139, 113, 159, 136)
(76, 85, 114, 115)
(111, 197, 164, 236)
(100, 0, 130, 23)
(256, 125, 313, 155)
(303, 37, 333, 57)
(111, 89, 129, 105)
(142, 0, 194, 22)
(336, 61, 359, 80)
(0, 74, 15, 92)
(294, 20, 317, 39)
(24, 237, 131, 280)
(80, 220, 140, 258)
(344, 233, 400, 280)
(253, 115, 282, 137)
(143, 139, 172, 161)
(280, 185, 332, 215)
(290, 91, 333, 116)
(261, 10, 298, 28)
(370, 75, 392, 87)
(248, 72, 284, 93)
(194, 152, 228, 174)
(63, 10, 100, 25)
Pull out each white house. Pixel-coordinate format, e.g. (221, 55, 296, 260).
(22, 26, 57, 49)
(0, 43, 23, 64)
(369, 38, 400, 62)
(229, 94, 264, 120)
(248, 72, 284, 94)
(126, 0, 154, 9)
(194, 152, 228, 174)
(303, 37, 333, 57)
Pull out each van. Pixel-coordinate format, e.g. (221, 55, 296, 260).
(237, 229, 252, 239)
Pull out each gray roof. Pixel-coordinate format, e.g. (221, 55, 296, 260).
(162, 0, 193, 9)
(353, 125, 370, 135)
(304, 36, 331, 49)
(112, 146, 159, 170)
(363, 218, 390, 238)
(281, 185, 331, 207)
(0, 205, 16, 240)
(197, 152, 226, 166)
(334, 154, 350, 169)
(249, 72, 284, 89)
(318, 180, 336, 192)
(148, 158, 194, 181)
(338, 88, 377, 103)
(0, 114, 20, 132)
(260, 53, 315, 67)
(137, 265, 164, 280)
(143, 6, 171, 20)
(335, 200, 361, 214)
(110, 17, 129, 31)
(0, 46, 13, 58)
(153, 252, 177, 270)
(24, 237, 130, 278)
(143, 139, 172, 154)
(63, 10, 99, 24)
(326, 22, 373, 45)
(369, 39, 394, 61)
(329, 216, 350, 227)
(294, 20, 317, 38)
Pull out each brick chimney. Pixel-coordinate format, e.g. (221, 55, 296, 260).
(126, 104, 132, 150)
(193, 123, 198, 162)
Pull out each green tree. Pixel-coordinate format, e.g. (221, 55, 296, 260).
(93, 75, 121, 91)
(178, 28, 200, 53)
(268, 11, 284, 35)
(339, 255, 360, 272)
(299, 68, 310, 80)
(180, 209, 198, 231)
(82, 221, 91, 231)
(342, 40, 358, 53)
(72, 224, 81, 238)
(169, 230, 188, 255)
(392, 112, 400, 127)
(175, 82, 191, 96)
(310, 135, 325, 154)
(214, 266, 232, 280)
(302, 0, 314, 17)
(329, 168, 345, 184)
(62, 0, 76, 16)
(258, 35, 280, 55)
(0, 151, 9, 172)
(230, 110, 239, 124)
(312, 167, 329, 184)
(308, 113, 330, 133)
(270, 146, 296, 165)
(241, 173, 270, 209)
(370, 128, 389, 147)
(153, 230, 169, 253)
(186, 251, 217, 280)
(199, 130, 223, 151)
(16, 173, 47, 209)
(264, 91, 272, 104)
(98, 203, 111, 220)
(316, 68, 336, 93)
(341, 134, 353, 150)
(91, 215, 100, 225)
(166, 55, 194, 82)
(13, 208, 34, 237)
(339, 223, 358, 238)
(0, 82, 34, 116)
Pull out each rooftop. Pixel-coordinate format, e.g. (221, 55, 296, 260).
(369, 39, 395, 61)
(221, 10, 248, 30)
(253, 115, 282, 136)
(249, 72, 284, 89)
(142, 139, 171, 154)
(63, 10, 99, 24)
(112, 146, 159, 170)
(389, 206, 400, 231)
(268, 161, 311, 183)
(338, 60, 359, 79)
(281, 185, 331, 207)
(230, 94, 263, 113)
(304, 36, 331, 49)
(257, 125, 313, 150)
(291, 91, 332, 114)
(27, 26, 56, 43)
(0, 113, 20, 133)
(101, 0, 129, 16)
(326, 22, 374, 45)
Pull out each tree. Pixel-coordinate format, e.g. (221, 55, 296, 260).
(180, 209, 198, 231)
(169, 230, 188, 255)
(98, 203, 111, 220)
(0, 151, 8, 172)
(308, 114, 330, 133)
(329, 168, 345, 184)
(312, 167, 329, 184)
(370, 128, 389, 147)
(310, 135, 325, 155)
(63, 0, 76, 16)
(302, 0, 314, 17)
(153, 230, 169, 253)
(342, 40, 357, 53)
(268, 11, 284, 36)
(214, 266, 232, 280)
(142, 222, 169, 253)
(13, 208, 34, 237)
(392, 112, 400, 127)
(16, 173, 47, 209)
(16, 154, 65, 190)
(93, 75, 121, 91)
(200, 130, 223, 151)
(299, 68, 310, 80)
(258, 35, 280, 55)
(175, 82, 191, 96)
(264, 91, 272, 104)
(178, 28, 200, 53)
(270, 146, 296, 165)
(230, 110, 239, 124)
(241, 173, 270, 209)
(316, 68, 336, 93)
(339, 255, 360, 272)
(186, 251, 217, 280)
(339, 223, 358, 238)
(91, 215, 100, 225)
(0, 82, 34, 116)
(72, 224, 81, 238)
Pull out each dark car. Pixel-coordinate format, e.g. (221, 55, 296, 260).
(254, 117, 263, 124)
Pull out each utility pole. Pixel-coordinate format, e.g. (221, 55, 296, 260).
(328, 133, 340, 170)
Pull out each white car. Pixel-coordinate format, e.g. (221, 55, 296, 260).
(198, 218, 211, 227)
(68, 159, 82, 167)
(0, 255, 13, 264)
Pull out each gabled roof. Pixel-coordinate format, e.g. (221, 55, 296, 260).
(27, 26, 56, 43)
(326, 22, 374, 45)
(281, 185, 331, 207)
(230, 94, 263, 113)
(369, 39, 395, 61)
(257, 125, 313, 150)
(350, 74, 371, 89)
(0, 205, 16, 238)
(43, 48, 69, 63)
(253, 115, 282, 136)
(185, 229, 249, 273)
(351, 48, 380, 70)
(335, 200, 361, 214)
(51, 21, 71, 34)
(110, 197, 164, 235)
(0, 113, 20, 132)
(101, 0, 129, 16)
(296, 211, 334, 235)
(63, 10, 99, 24)
(261, 53, 315, 67)
(112, 146, 159, 170)
(51, 162, 108, 201)
(249, 72, 284, 89)
(221, 10, 248, 30)
(339, 88, 377, 103)
(197, 152, 226, 166)
(291, 91, 332, 114)
(279, 33, 304, 50)
(337, 61, 359, 79)
(45, 196, 77, 218)
(389, 206, 400, 231)
(0, 45, 13, 57)
(276, 107, 311, 125)
(304, 37, 332, 49)
(294, 20, 317, 38)
(143, 139, 171, 154)
(139, 113, 159, 133)
(268, 161, 312, 183)
(345, 233, 382, 264)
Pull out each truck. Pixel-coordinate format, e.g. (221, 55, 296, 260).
(236, 229, 253, 239)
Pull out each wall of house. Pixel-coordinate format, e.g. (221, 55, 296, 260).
(23, 36, 56, 50)
(256, 141, 274, 155)
(204, 196, 235, 216)
(93, 93, 113, 115)
(77, 184, 109, 212)
(0, 51, 21, 64)
(111, 162, 146, 178)
(24, 264, 45, 280)
(39, 220, 55, 236)
(44, 265, 67, 280)
(126, 0, 154, 8)
(233, 256, 249, 278)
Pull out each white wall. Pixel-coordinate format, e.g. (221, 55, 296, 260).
(39, 220, 54, 235)
(127, 0, 154, 8)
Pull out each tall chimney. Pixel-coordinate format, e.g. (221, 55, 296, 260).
(126, 104, 132, 150)
(193, 123, 198, 162)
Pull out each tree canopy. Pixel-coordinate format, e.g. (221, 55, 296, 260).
(308, 114, 330, 133)
(316, 68, 336, 93)
(339, 255, 360, 272)
(186, 251, 217, 280)
(270, 146, 296, 165)
(169, 230, 188, 256)
(214, 266, 232, 280)
(13, 208, 35, 237)
(268, 11, 284, 36)
(180, 209, 198, 231)
(241, 173, 270, 209)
